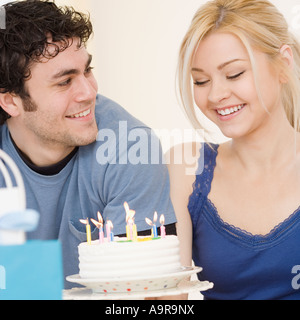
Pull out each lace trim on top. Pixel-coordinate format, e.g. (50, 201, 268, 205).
(206, 197, 300, 244)
(188, 143, 300, 248)
(188, 143, 219, 214)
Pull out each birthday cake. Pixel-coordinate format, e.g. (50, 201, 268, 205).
(78, 235, 182, 279)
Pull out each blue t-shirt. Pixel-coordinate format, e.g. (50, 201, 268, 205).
(0, 95, 176, 288)
(188, 143, 300, 300)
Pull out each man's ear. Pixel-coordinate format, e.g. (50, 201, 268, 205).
(0, 92, 21, 117)
(279, 45, 294, 84)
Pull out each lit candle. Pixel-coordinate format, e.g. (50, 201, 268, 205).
(132, 223, 138, 242)
(145, 212, 158, 238)
(124, 202, 131, 239)
(160, 214, 166, 239)
(106, 220, 112, 242)
(145, 217, 153, 236)
(124, 202, 137, 241)
(91, 211, 104, 243)
(99, 225, 104, 243)
(152, 211, 158, 238)
(126, 221, 132, 240)
(79, 218, 92, 245)
(107, 220, 114, 242)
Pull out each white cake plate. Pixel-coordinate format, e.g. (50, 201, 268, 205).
(63, 279, 214, 300)
(66, 266, 204, 294)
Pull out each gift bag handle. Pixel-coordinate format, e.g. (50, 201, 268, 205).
(0, 149, 26, 209)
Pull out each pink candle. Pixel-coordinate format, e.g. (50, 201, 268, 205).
(99, 226, 104, 243)
(160, 225, 166, 238)
(106, 221, 111, 242)
(90, 211, 105, 244)
(106, 220, 114, 242)
(160, 214, 166, 239)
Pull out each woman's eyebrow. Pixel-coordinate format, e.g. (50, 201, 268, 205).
(191, 58, 247, 73)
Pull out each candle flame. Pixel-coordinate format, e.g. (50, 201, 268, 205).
(97, 211, 103, 224)
(146, 212, 158, 226)
(79, 218, 89, 225)
(124, 202, 136, 222)
(160, 214, 165, 225)
(91, 211, 104, 229)
(91, 218, 101, 229)
(145, 217, 153, 226)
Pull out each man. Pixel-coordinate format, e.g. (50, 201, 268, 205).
(0, 0, 176, 288)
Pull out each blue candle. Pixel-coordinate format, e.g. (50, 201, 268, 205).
(152, 211, 158, 238)
(110, 231, 114, 242)
(152, 225, 158, 238)
(106, 220, 114, 242)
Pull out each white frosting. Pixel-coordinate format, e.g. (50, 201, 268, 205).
(78, 235, 182, 279)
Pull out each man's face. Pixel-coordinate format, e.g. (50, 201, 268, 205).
(18, 38, 99, 150)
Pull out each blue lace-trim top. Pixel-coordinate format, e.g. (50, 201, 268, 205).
(188, 143, 300, 300)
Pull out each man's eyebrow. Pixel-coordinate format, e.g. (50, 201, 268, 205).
(50, 54, 93, 80)
(191, 58, 246, 73)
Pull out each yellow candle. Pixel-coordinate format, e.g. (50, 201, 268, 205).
(132, 224, 138, 242)
(80, 218, 92, 245)
(86, 224, 92, 245)
(126, 224, 131, 240)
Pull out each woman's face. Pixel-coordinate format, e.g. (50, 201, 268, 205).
(191, 32, 283, 139)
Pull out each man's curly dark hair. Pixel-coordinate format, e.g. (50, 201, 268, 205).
(0, 0, 93, 125)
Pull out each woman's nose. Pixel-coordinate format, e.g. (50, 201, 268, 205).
(208, 79, 231, 104)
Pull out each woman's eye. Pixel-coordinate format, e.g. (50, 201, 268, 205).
(194, 80, 210, 86)
(227, 70, 245, 80)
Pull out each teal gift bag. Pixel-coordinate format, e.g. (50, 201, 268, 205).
(0, 240, 63, 300)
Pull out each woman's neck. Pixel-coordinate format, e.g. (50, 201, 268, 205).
(228, 107, 299, 175)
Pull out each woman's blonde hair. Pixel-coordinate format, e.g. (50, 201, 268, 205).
(177, 0, 300, 135)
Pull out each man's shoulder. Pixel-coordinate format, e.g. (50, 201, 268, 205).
(94, 95, 149, 132)
(78, 95, 156, 162)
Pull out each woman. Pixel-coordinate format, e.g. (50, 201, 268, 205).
(169, 0, 300, 299)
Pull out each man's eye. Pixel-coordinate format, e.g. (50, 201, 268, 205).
(58, 78, 71, 87)
(85, 66, 94, 74)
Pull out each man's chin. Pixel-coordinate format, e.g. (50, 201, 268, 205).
(74, 127, 98, 147)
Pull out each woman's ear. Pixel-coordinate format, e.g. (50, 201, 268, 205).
(0, 92, 21, 118)
(279, 45, 294, 83)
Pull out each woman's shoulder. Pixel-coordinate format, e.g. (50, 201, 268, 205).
(166, 141, 203, 196)
(166, 141, 202, 171)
